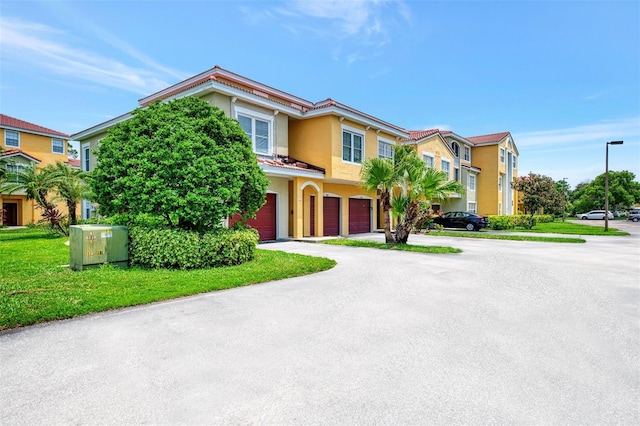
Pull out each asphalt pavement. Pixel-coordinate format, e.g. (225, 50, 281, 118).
(1, 221, 639, 425)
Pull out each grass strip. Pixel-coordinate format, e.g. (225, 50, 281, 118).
(513, 221, 629, 236)
(424, 230, 586, 243)
(323, 238, 462, 253)
(0, 229, 336, 330)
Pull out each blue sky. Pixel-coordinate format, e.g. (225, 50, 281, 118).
(1, 0, 638, 188)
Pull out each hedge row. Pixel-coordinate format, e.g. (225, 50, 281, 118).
(487, 214, 555, 230)
(128, 226, 259, 269)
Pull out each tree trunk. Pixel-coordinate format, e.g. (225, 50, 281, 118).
(68, 201, 77, 225)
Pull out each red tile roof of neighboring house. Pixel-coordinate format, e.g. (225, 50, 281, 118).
(68, 158, 81, 168)
(0, 114, 69, 138)
(0, 149, 42, 163)
(466, 131, 511, 145)
(257, 156, 324, 175)
(405, 129, 441, 141)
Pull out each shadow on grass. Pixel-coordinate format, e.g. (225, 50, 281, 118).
(0, 232, 64, 242)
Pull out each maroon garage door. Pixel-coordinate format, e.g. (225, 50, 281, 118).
(323, 197, 340, 236)
(348, 198, 371, 234)
(230, 193, 277, 241)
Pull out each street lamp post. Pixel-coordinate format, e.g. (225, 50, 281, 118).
(562, 177, 568, 222)
(605, 140, 624, 231)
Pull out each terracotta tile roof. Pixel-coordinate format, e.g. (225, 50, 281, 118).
(405, 129, 441, 141)
(466, 131, 511, 145)
(68, 158, 81, 168)
(0, 114, 69, 138)
(257, 156, 324, 175)
(0, 149, 42, 163)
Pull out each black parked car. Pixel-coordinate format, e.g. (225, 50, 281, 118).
(432, 211, 490, 231)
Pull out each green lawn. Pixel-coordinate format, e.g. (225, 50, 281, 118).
(0, 228, 336, 330)
(514, 220, 629, 236)
(323, 238, 462, 253)
(425, 230, 586, 243)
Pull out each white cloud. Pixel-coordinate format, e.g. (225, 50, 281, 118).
(0, 16, 186, 96)
(513, 117, 640, 148)
(242, 0, 412, 63)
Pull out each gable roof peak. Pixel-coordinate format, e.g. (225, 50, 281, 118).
(0, 114, 69, 138)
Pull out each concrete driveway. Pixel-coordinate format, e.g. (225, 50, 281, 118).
(1, 224, 639, 425)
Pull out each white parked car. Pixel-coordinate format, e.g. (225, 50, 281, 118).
(628, 209, 640, 222)
(577, 210, 614, 220)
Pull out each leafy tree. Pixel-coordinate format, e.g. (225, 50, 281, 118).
(570, 170, 640, 214)
(67, 142, 79, 159)
(1, 164, 66, 234)
(50, 162, 88, 225)
(90, 97, 269, 233)
(511, 172, 563, 228)
(361, 145, 464, 244)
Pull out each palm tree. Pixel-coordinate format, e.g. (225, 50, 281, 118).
(361, 157, 396, 243)
(361, 145, 464, 245)
(50, 162, 88, 225)
(1, 164, 66, 234)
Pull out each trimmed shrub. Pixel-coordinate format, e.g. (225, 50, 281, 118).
(534, 214, 554, 223)
(128, 226, 258, 269)
(513, 214, 535, 228)
(488, 215, 515, 230)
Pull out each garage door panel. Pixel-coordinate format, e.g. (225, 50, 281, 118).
(323, 197, 340, 236)
(349, 198, 370, 234)
(230, 193, 277, 241)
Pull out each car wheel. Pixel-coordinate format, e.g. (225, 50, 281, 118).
(580, 216, 587, 220)
(633, 218, 639, 222)
(465, 223, 476, 231)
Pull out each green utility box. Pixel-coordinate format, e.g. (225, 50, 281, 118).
(69, 225, 128, 271)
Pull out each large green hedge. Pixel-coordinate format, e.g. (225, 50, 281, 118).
(128, 226, 259, 269)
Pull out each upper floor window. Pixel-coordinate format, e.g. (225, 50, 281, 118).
(441, 159, 451, 179)
(83, 144, 90, 172)
(464, 146, 471, 162)
(469, 174, 476, 191)
(342, 127, 364, 164)
(378, 140, 394, 160)
(5, 130, 19, 148)
(423, 153, 434, 169)
(451, 142, 459, 157)
(52, 138, 65, 154)
(236, 107, 272, 155)
(512, 155, 517, 169)
(500, 148, 505, 163)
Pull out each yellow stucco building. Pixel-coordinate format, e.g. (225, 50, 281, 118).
(1, 114, 74, 226)
(72, 66, 519, 240)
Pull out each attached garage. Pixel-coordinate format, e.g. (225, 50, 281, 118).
(230, 193, 277, 241)
(323, 196, 340, 236)
(348, 198, 371, 234)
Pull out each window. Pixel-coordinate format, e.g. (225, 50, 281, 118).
(4, 130, 19, 148)
(468, 202, 477, 213)
(454, 168, 459, 181)
(498, 177, 503, 191)
(512, 155, 517, 169)
(52, 138, 64, 154)
(499, 202, 502, 215)
(236, 107, 273, 155)
(469, 175, 476, 191)
(342, 128, 364, 163)
(451, 142, 459, 157)
(441, 159, 450, 179)
(423, 153, 434, 169)
(378, 140, 394, 160)
(464, 146, 471, 162)
(83, 144, 90, 172)
(500, 148, 505, 163)
(4, 162, 30, 182)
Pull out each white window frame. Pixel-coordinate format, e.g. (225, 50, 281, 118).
(235, 106, 274, 156)
(441, 159, 451, 179)
(464, 146, 471, 162)
(512, 155, 517, 169)
(82, 143, 90, 172)
(341, 125, 365, 164)
(4, 130, 19, 148)
(498, 176, 503, 191)
(52, 138, 65, 155)
(500, 147, 505, 163)
(468, 174, 476, 191)
(422, 152, 435, 169)
(451, 142, 460, 158)
(468, 202, 477, 213)
(378, 138, 394, 160)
